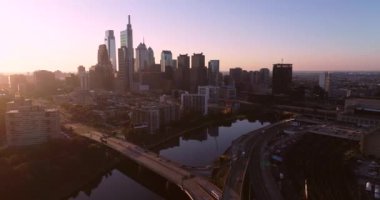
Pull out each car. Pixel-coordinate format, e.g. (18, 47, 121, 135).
(375, 185, 380, 199)
(366, 181, 372, 191)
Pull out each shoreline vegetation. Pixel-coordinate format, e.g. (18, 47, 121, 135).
(0, 136, 121, 200)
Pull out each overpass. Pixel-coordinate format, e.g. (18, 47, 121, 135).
(66, 123, 222, 200)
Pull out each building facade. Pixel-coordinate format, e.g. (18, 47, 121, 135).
(190, 53, 207, 92)
(176, 54, 191, 91)
(77, 65, 89, 90)
(198, 86, 220, 103)
(104, 30, 117, 72)
(181, 93, 207, 116)
(272, 63, 292, 94)
(160, 50, 173, 72)
(5, 98, 60, 146)
(208, 60, 220, 86)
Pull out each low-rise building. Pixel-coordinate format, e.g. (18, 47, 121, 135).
(337, 98, 380, 127)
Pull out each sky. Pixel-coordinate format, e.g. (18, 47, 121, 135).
(0, 0, 379, 73)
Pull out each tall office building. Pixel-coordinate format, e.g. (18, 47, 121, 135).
(208, 60, 220, 86)
(272, 63, 292, 94)
(160, 51, 173, 72)
(177, 54, 190, 90)
(319, 71, 330, 93)
(117, 46, 129, 91)
(119, 15, 134, 90)
(89, 44, 114, 90)
(135, 42, 149, 71)
(147, 47, 155, 67)
(190, 53, 207, 92)
(104, 30, 117, 72)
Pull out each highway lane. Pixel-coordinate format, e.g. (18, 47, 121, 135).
(222, 120, 292, 200)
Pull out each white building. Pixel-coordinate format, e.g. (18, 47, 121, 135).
(181, 93, 207, 115)
(6, 98, 60, 146)
(319, 71, 330, 93)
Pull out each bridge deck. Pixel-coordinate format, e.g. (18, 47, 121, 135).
(67, 123, 222, 200)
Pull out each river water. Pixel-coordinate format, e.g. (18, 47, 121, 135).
(69, 119, 270, 200)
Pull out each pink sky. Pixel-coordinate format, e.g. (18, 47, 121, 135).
(0, 0, 379, 73)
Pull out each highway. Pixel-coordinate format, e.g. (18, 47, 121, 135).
(222, 120, 292, 200)
(66, 123, 222, 200)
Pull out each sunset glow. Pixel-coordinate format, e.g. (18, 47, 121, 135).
(0, 0, 379, 73)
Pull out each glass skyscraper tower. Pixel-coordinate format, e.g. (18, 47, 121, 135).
(104, 30, 117, 72)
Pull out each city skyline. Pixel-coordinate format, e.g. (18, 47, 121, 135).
(1, 0, 380, 73)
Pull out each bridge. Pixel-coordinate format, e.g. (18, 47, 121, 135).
(66, 123, 222, 200)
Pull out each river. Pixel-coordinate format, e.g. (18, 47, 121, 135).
(69, 119, 270, 200)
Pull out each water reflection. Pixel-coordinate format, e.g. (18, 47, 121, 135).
(157, 119, 270, 166)
(69, 119, 270, 200)
(69, 169, 163, 200)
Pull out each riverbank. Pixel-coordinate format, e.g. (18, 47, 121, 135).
(0, 136, 121, 200)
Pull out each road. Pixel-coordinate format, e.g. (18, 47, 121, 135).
(222, 120, 292, 200)
(65, 123, 223, 200)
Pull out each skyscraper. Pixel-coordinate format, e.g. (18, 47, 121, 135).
(177, 54, 190, 90)
(259, 68, 270, 87)
(89, 44, 114, 90)
(272, 63, 292, 94)
(160, 51, 172, 72)
(117, 46, 128, 91)
(135, 42, 149, 71)
(147, 47, 155, 67)
(208, 60, 220, 86)
(119, 15, 134, 91)
(104, 30, 117, 72)
(190, 53, 207, 92)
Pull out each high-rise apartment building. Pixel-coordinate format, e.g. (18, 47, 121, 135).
(160, 51, 173, 72)
(181, 93, 208, 116)
(272, 63, 292, 94)
(77, 65, 88, 90)
(6, 98, 60, 146)
(104, 30, 117, 72)
(319, 71, 330, 93)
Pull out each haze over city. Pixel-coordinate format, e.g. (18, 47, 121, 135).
(1, 0, 379, 73)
